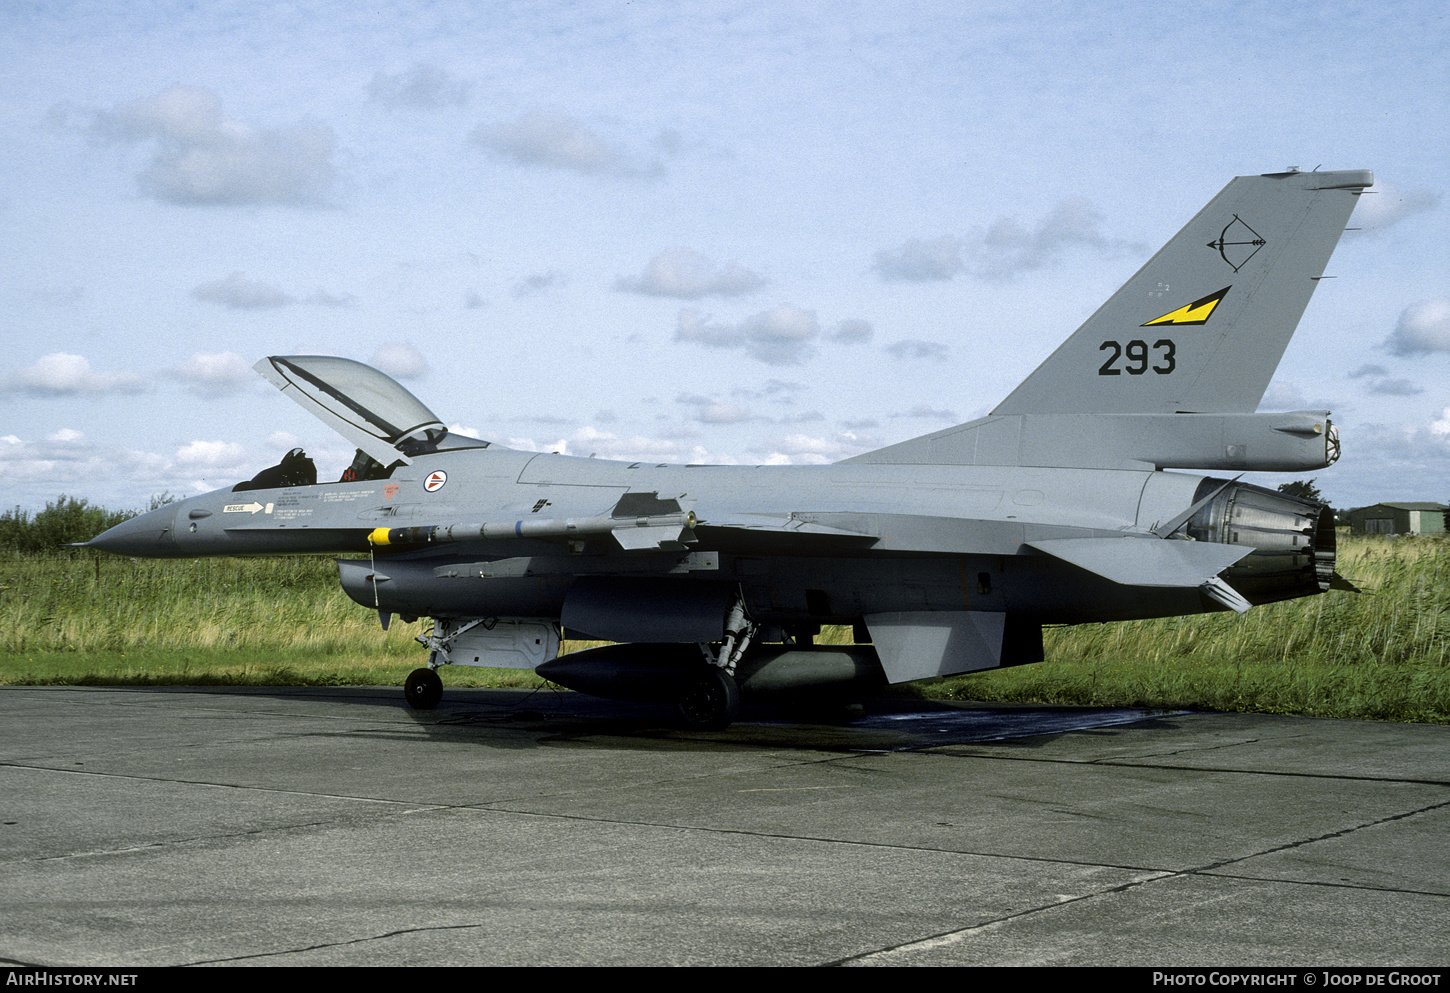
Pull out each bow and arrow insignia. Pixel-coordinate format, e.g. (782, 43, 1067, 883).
(1207, 215, 1266, 272)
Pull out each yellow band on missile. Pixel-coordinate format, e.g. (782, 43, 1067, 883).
(368, 528, 392, 546)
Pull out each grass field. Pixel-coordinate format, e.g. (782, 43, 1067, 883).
(2, 534, 1446, 722)
(936, 535, 1450, 722)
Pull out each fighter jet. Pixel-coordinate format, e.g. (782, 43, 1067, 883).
(89, 168, 1371, 728)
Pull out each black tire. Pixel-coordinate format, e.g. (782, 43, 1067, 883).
(404, 667, 443, 710)
(675, 667, 740, 731)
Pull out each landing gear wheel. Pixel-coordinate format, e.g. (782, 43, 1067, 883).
(404, 667, 443, 710)
(675, 667, 740, 731)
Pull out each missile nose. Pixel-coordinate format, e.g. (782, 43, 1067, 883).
(86, 505, 178, 557)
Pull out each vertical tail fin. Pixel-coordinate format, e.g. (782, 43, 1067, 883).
(992, 169, 1372, 415)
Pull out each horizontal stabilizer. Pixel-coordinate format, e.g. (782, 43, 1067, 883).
(1026, 537, 1251, 588)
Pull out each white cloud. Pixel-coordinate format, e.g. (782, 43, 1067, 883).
(175, 440, 248, 467)
(265, 431, 302, 450)
(91, 87, 336, 207)
(677, 393, 758, 424)
(0, 434, 169, 497)
(1346, 360, 1424, 396)
(571, 426, 677, 460)
(192, 273, 292, 309)
(370, 343, 428, 379)
(973, 199, 1145, 280)
(3, 353, 144, 395)
(1385, 298, 1450, 356)
(1258, 380, 1308, 410)
(192, 273, 352, 309)
(699, 404, 756, 425)
(368, 64, 470, 109)
(885, 339, 950, 362)
(873, 200, 1140, 283)
(173, 351, 254, 397)
(500, 423, 749, 466)
(472, 108, 661, 178)
(874, 236, 964, 281)
(1348, 363, 1389, 378)
(615, 248, 767, 299)
(1431, 408, 1450, 438)
(763, 430, 875, 464)
(830, 319, 873, 344)
(675, 304, 820, 365)
(1351, 184, 1439, 233)
(505, 436, 564, 454)
(1334, 420, 1450, 505)
(512, 270, 567, 298)
(1367, 378, 1422, 396)
(736, 379, 807, 403)
(894, 405, 959, 421)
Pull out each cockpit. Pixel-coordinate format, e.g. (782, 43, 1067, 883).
(234, 355, 488, 492)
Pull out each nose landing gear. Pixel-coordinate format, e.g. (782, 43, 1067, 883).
(404, 667, 443, 710)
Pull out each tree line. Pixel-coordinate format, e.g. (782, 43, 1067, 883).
(0, 495, 172, 553)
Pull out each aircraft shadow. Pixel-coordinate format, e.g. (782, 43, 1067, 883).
(137, 684, 1187, 754)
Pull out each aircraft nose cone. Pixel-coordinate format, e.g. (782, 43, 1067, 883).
(86, 505, 177, 556)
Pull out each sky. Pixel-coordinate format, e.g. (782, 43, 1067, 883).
(1, 0, 1446, 514)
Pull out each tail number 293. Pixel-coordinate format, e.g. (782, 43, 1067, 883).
(1099, 339, 1176, 376)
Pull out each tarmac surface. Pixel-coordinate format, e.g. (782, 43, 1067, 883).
(1, 684, 1447, 968)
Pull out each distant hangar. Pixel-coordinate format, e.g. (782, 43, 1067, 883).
(1348, 503, 1447, 536)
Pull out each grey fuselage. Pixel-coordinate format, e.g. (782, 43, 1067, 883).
(97, 443, 1324, 631)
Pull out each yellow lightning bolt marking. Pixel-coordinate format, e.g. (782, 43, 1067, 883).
(1142, 286, 1230, 326)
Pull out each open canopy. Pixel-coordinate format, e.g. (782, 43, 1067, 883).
(254, 355, 457, 466)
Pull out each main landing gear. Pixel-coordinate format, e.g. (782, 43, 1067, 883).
(674, 665, 741, 731)
(675, 589, 752, 730)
